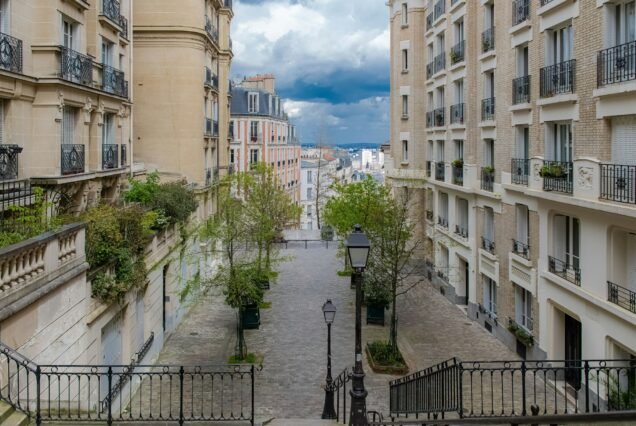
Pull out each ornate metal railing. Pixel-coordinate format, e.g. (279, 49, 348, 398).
(598, 40, 636, 87)
(120, 144, 127, 166)
(511, 158, 529, 186)
(600, 163, 636, 204)
(454, 224, 468, 239)
(333, 367, 352, 424)
(390, 358, 636, 421)
(0, 180, 59, 236)
(61, 144, 85, 175)
(0, 32, 23, 74)
(607, 281, 636, 314)
(0, 342, 257, 425)
(512, 0, 530, 26)
(433, 51, 446, 75)
(205, 16, 219, 44)
(482, 27, 495, 53)
(437, 215, 448, 229)
(59, 46, 93, 86)
(548, 255, 580, 286)
(481, 167, 494, 192)
(434, 0, 445, 20)
(102, 144, 119, 170)
(450, 40, 464, 65)
(205, 67, 219, 89)
(452, 164, 463, 185)
(481, 236, 495, 254)
(435, 162, 445, 181)
(540, 59, 576, 97)
(450, 103, 464, 124)
(481, 97, 495, 121)
(102, 64, 128, 97)
(542, 160, 573, 194)
(513, 75, 531, 104)
(119, 15, 129, 40)
(434, 107, 445, 127)
(512, 239, 530, 259)
(102, 0, 121, 25)
(0, 144, 22, 180)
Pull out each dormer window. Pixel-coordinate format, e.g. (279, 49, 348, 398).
(248, 92, 259, 113)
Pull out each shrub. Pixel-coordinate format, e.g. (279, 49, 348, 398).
(124, 172, 161, 204)
(367, 341, 406, 366)
(150, 182, 198, 224)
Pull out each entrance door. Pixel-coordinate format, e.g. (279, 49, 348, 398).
(464, 261, 470, 305)
(564, 314, 582, 389)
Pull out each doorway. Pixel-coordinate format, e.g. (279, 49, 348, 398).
(564, 314, 582, 389)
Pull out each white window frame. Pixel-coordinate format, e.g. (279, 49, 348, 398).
(516, 204, 529, 246)
(249, 148, 259, 164)
(483, 275, 497, 315)
(248, 92, 259, 113)
(402, 48, 408, 71)
(553, 214, 580, 269)
(101, 37, 114, 66)
(547, 122, 573, 162)
(515, 285, 533, 331)
(62, 106, 76, 145)
(402, 95, 409, 117)
(401, 2, 408, 26)
(483, 207, 494, 242)
(62, 15, 79, 50)
(102, 113, 114, 145)
(547, 23, 573, 65)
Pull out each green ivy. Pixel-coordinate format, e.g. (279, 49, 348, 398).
(0, 187, 59, 249)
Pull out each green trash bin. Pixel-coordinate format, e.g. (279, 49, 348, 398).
(241, 304, 260, 330)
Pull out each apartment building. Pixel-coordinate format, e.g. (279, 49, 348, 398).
(230, 74, 301, 204)
(387, 0, 636, 368)
(0, 0, 132, 207)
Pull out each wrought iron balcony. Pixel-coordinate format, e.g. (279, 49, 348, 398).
(450, 103, 464, 124)
(512, 75, 531, 104)
(436, 269, 448, 283)
(119, 15, 129, 40)
(600, 163, 636, 204)
(0, 32, 23, 74)
(481, 236, 496, 254)
(102, 0, 121, 25)
(454, 225, 468, 239)
(433, 52, 446, 75)
(426, 12, 434, 30)
(102, 144, 119, 170)
(437, 215, 448, 229)
(120, 144, 127, 166)
(425, 210, 434, 221)
(205, 67, 219, 89)
(598, 40, 636, 87)
(540, 59, 576, 98)
(61, 144, 85, 175)
(205, 16, 219, 44)
(435, 162, 445, 181)
(481, 97, 495, 121)
(452, 163, 463, 185)
(0, 144, 22, 180)
(541, 160, 573, 194)
(482, 27, 495, 53)
(426, 161, 433, 178)
(607, 281, 636, 314)
(102, 64, 128, 97)
(511, 158, 529, 186)
(434, 0, 445, 20)
(434, 107, 445, 127)
(548, 255, 580, 286)
(426, 111, 434, 128)
(512, 0, 529, 26)
(481, 167, 495, 192)
(59, 46, 93, 86)
(450, 40, 464, 65)
(512, 239, 530, 259)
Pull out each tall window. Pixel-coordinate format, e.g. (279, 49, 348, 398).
(101, 38, 114, 66)
(230, 149, 235, 164)
(516, 204, 529, 246)
(483, 139, 494, 167)
(514, 285, 533, 330)
(62, 107, 76, 145)
(62, 17, 78, 49)
(307, 187, 313, 199)
(401, 2, 408, 26)
(553, 214, 580, 268)
(249, 148, 259, 164)
(483, 207, 494, 243)
(548, 24, 573, 64)
(517, 45, 529, 77)
(454, 79, 464, 104)
(483, 275, 497, 315)
(402, 95, 409, 117)
(402, 49, 408, 71)
(547, 123, 572, 162)
(402, 140, 409, 162)
(250, 121, 259, 141)
(102, 113, 114, 145)
(484, 71, 495, 99)
(517, 127, 529, 159)
(0, 0, 9, 34)
(436, 140, 445, 162)
(248, 92, 259, 113)
(455, 19, 464, 43)
(455, 140, 464, 160)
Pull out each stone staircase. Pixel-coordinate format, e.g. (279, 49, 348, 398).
(264, 420, 336, 426)
(0, 401, 29, 426)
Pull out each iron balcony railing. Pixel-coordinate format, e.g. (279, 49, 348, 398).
(481, 236, 495, 254)
(607, 281, 636, 314)
(426, 161, 433, 178)
(0, 144, 22, 180)
(426, 12, 434, 30)
(435, 162, 445, 181)
(482, 27, 495, 53)
(598, 40, 636, 87)
(433, 51, 446, 74)
(119, 15, 129, 40)
(450, 103, 464, 124)
(512, 0, 529, 26)
(205, 67, 219, 89)
(102, 63, 128, 97)
(102, 144, 119, 170)
(434, 107, 445, 127)
(481, 167, 495, 191)
(454, 224, 468, 239)
(540, 0, 555, 5)
(434, 0, 445, 20)
(60, 46, 93, 86)
(540, 59, 576, 97)
(542, 160, 573, 194)
(452, 163, 463, 185)
(61, 144, 85, 175)
(437, 215, 448, 229)
(512, 239, 530, 259)
(548, 255, 581, 286)
(600, 163, 636, 204)
(450, 40, 464, 65)
(0, 32, 23, 74)
(511, 158, 529, 186)
(512, 75, 531, 104)
(481, 97, 495, 121)
(205, 16, 219, 44)
(426, 111, 434, 128)
(120, 144, 127, 166)
(102, 0, 121, 25)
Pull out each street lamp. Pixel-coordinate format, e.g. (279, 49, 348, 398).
(321, 299, 337, 419)
(346, 225, 370, 426)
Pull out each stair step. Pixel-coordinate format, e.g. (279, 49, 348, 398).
(265, 420, 337, 426)
(3, 410, 29, 426)
(0, 400, 15, 423)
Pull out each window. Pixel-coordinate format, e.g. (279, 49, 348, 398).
(62, 17, 78, 49)
(250, 121, 259, 141)
(483, 207, 494, 242)
(307, 170, 312, 181)
(455, 140, 464, 160)
(517, 45, 529, 77)
(101, 38, 114, 66)
(0, 0, 9, 33)
(249, 148, 258, 164)
(230, 149, 235, 164)
(610, 1, 636, 46)
(402, 95, 409, 117)
(483, 275, 497, 315)
(553, 214, 580, 269)
(547, 123, 572, 162)
(454, 79, 464, 104)
(402, 49, 408, 71)
(401, 2, 408, 26)
(248, 92, 259, 113)
(102, 113, 114, 145)
(484, 1, 495, 30)
(516, 204, 529, 246)
(548, 24, 573, 65)
(0, 100, 4, 144)
(436, 140, 444, 162)
(517, 127, 529, 159)
(456, 198, 469, 234)
(62, 107, 76, 145)
(484, 71, 495, 99)
(402, 140, 409, 162)
(307, 187, 313, 199)
(483, 139, 494, 167)
(455, 19, 464, 43)
(514, 285, 533, 331)
(438, 192, 449, 221)
(436, 86, 445, 108)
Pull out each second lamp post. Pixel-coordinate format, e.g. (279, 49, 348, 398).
(321, 299, 337, 419)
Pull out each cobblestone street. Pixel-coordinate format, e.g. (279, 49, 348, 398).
(152, 231, 521, 422)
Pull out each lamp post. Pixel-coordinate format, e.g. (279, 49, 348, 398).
(346, 225, 371, 426)
(321, 299, 337, 419)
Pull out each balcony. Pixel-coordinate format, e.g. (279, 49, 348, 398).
(512, 75, 531, 104)
(482, 27, 495, 53)
(540, 59, 576, 98)
(0, 145, 22, 180)
(512, 0, 529, 26)
(511, 158, 529, 186)
(548, 255, 580, 286)
(541, 160, 573, 194)
(437, 215, 449, 229)
(426, 111, 434, 128)
(102, 64, 128, 98)
(454, 225, 468, 239)
(0, 32, 23, 74)
(481, 97, 495, 121)
(205, 67, 219, 89)
(450, 103, 464, 124)
(102, 144, 119, 170)
(205, 16, 219, 44)
(101, 0, 122, 28)
(119, 15, 129, 40)
(426, 161, 433, 178)
(597, 41, 636, 87)
(434, 0, 445, 20)
(481, 167, 494, 192)
(450, 40, 464, 65)
(426, 12, 434, 31)
(607, 281, 636, 314)
(120, 144, 127, 166)
(433, 52, 446, 75)
(600, 164, 636, 204)
(61, 144, 85, 175)
(435, 162, 445, 181)
(452, 162, 463, 185)
(59, 47, 93, 87)
(481, 236, 496, 254)
(433, 107, 445, 127)
(205, 119, 218, 138)
(512, 239, 530, 259)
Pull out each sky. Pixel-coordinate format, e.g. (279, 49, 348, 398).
(231, 0, 390, 146)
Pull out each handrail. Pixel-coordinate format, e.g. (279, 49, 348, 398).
(333, 367, 352, 424)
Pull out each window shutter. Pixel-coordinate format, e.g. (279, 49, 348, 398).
(612, 117, 636, 165)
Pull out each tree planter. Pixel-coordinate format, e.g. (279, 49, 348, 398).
(365, 343, 409, 375)
(241, 303, 260, 330)
(366, 303, 387, 325)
